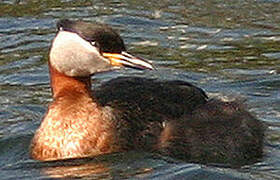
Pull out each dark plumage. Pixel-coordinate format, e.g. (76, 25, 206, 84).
(94, 77, 264, 166)
(57, 19, 125, 53)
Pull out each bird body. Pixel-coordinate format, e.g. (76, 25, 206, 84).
(30, 19, 264, 166)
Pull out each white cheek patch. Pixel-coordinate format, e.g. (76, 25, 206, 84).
(49, 31, 110, 77)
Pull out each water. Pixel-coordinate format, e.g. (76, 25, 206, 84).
(0, 0, 280, 179)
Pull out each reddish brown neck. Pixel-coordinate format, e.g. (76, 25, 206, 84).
(48, 62, 92, 99)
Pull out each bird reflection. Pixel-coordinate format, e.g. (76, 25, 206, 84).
(41, 152, 156, 179)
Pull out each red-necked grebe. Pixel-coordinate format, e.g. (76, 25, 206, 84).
(30, 19, 264, 166)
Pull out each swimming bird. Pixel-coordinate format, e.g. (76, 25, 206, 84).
(30, 19, 264, 167)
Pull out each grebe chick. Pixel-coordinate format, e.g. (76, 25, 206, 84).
(30, 19, 264, 166)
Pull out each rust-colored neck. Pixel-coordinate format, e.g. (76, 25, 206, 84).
(48, 62, 92, 99)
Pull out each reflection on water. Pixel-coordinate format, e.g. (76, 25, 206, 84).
(41, 152, 158, 179)
(45, 163, 109, 178)
(0, 0, 280, 179)
(42, 159, 110, 179)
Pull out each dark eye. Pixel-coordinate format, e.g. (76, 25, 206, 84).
(90, 41, 102, 53)
(90, 41, 96, 46)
